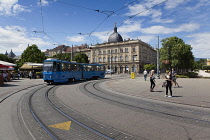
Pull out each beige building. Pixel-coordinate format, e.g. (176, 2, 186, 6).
(207, 58, 210, 65)
(86, 25, 157, 73)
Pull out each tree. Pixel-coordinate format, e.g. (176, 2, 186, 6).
(195, 59, 206, 70)
(18, 44, 46, 67)
(74, 53, 89, 63)
(52, 53, 72, 61)
(143, 64, 156, 71)
(160, 36, 194, 72)
(0, 54, 15, 63)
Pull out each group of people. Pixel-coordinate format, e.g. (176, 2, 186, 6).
(143, 68, 179, 97)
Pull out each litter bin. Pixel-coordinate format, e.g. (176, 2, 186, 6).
(131, 72, 136, 79)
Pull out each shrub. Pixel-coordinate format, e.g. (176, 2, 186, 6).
(176, 72, 198, 78)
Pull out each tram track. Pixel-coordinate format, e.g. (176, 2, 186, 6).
(27, 83, 135, 140)
(80, 80, 210, 128)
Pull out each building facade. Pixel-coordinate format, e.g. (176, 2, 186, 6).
(89, 39, 157, 73)
(87, 25, 157, 73)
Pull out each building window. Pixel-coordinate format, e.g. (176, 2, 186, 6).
(103, 50, 106, 54)
(93, 51, 95, 55)
(99, 51, 101, 54)
(99, 57, 102, 62)
(115, 56, 118, 62)
(108, 57, 110, 62)
(108, 50, 110, 54)
(111, 50, 114, 54)
(133, 55, 137, 61)
(120, 56, 123, 61)
(93, 58, 96, 63)
(112, 56, 115, 62)
(88, 53, 90, 58)
(125, 55, 129, 61)
(125, 48, 128, 53)
(103, 57, 106, 62)
(120, 49, 123, 53)
(132, 47, 136, 52)
(115, 49, 117, 53)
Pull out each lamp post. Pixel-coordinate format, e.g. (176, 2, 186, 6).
(157, 36, 160, 79)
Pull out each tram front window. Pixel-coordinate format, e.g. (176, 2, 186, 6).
(43, 62, 54, 72)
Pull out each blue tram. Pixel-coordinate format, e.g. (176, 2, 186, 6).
(43, 58, 105, 84)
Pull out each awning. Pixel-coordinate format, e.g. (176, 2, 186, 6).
(0, 64, 9, 70)
(0, 60, 17, 66)
(27, 62, 43, 66)
(20, 63, 43, 70)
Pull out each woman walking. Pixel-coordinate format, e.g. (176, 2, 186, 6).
(149, 70, 155, 92)
(165, 72, 173, 97)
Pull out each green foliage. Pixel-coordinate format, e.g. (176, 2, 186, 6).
(176, 72, 198, 78)
(52, 53, 72, 61)
(0, 54, 15, 63)
(74, 53, 89, 63)
(202, 65, 210, 71)
(143, 64, 156, 71)
(195, 59, 206, 70)
(160, 36, 194, 71)
(18, 44, 46, 67)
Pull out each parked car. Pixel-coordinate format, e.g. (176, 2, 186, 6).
(106, 69, 114, 74)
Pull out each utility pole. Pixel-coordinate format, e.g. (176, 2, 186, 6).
(157, 36, 160, 79)
(71, 45, 73, 62)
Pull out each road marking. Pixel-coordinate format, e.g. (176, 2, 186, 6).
(49, 121, 71, 130)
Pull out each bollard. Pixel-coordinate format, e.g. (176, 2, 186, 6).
(131, 72, 136, 79)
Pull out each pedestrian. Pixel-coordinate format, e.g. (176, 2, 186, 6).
(172, 68, 179, 87)
(143, 69, 147, 81)
(3, 71, 8, 83)
(165, 72, 173, 97)
(149, 70, 155, 92)
(29, 71, 32, 80)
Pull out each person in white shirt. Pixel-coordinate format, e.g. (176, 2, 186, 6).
(143, 69, 147, 81)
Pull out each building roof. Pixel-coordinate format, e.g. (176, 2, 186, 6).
(7, 49, 16, 58)
(108, 23, 123, 43)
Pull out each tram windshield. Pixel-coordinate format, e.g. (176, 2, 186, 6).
(43, 62, 54, 72)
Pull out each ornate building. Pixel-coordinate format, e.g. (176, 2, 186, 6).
(88, 25, 157, 73)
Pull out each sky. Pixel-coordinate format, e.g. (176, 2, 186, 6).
(0, 0, 210, 58)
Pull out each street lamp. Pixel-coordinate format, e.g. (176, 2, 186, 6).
(157, 36, 160, 79)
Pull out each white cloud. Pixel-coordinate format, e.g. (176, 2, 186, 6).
(125, 0, 174, 24)
(66, 35, 87, 43)
(0, 26, 51, 55)
(164, 0, 186, 9)
(140, 23, 200, 34)
(0, 0, 30, 15)
(187, 33, 210, 58)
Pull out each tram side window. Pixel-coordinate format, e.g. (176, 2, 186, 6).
(56, 62, 61, 72)
(96, 66, 100, 71)
(70, 64, 77, 71)
(77, 64, 82, 71)
(62, 63, 68, 71)
(67, 64, 71, 71)
(92, 65, 97, 71)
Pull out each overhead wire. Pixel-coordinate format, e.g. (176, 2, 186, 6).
(34, 0, 61, 45)
(107, 0, 169, 34)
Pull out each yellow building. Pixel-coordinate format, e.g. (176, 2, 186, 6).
(87, 25, 157, 73)
(207, 58, 210, 65)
